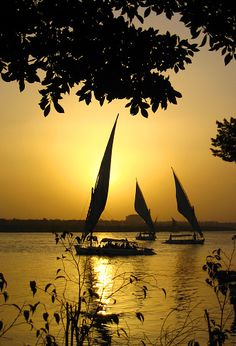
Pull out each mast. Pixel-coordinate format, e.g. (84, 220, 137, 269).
(171, 168, 203, 238)
(82, 115, 119, 241)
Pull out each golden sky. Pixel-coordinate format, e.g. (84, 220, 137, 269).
(0, 18, 235, 222)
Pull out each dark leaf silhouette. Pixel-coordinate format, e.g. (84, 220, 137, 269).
(44, 105, 50, 117)
(53, 102, 64, 114)
(45, 283, 52, 292)
(210, 117, 236, 163)
(23, 310, 30, 321)
(136, 312, 144, 322)
(3, 292, 9, 302)
(110, 314, 119, 325)
(0, 273, 7, 291)
(30, 281, 37, 296)
(43, 312, 49, 321)
(199, 35, 207, 47)
(54, 313, 60, 324)
(224, 53, 233, 66)
(0, 1, 234, 117)
(162, 288, 167, 298)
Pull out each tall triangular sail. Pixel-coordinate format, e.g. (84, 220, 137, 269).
(134, 180, 155, 232)
(172, 168, 203, 237)
(83, 115, 119, 240)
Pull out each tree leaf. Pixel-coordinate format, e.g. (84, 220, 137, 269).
(54, 312, 60, 324)
(174, 65, 179, 73)
(44, 104, 50, 117)
(224, 53, 232, 66)
(162, 288, 167, 298)
(144, 7, 151, 18)
(111, 314, 119, 324)
(45, 283, 52, 292)
(43, 312, 49, 321)
(31, 302, 40, 314)
(24, 310, 30, 321)
(19, 79, 25, 92)
(199, 35, 207, 47)
(136, 14, 144, 24)
(53, 101, 64, 113)
(3, 291, 9, 302)
(141, 108, 149, 118)
(152, 102, 159, 113)
(55, 275, 65, 280)
(136, 312, 144, 322)
(30, 281, 37, 296)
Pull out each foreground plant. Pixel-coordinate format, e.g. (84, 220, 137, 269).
(27, 231, 161, 345)
(0, 272, 38, 341)
(159, 303, 201, 346)
(203, 237, 236, 345)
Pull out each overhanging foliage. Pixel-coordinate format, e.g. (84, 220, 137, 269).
(0, 1, 235, 116)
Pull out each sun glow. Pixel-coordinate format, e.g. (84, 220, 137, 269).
(1, 46, 236, 222)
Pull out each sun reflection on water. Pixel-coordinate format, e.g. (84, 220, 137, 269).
(92, 257, 114, 310)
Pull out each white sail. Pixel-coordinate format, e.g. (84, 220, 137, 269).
(172, 168, 203, 237)
(134, 180, 155, 232)
(82, 115, 119, 240)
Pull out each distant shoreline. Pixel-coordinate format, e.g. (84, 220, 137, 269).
(0, 219, 235, 233)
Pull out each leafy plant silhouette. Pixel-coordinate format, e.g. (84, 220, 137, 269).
(202, 237, 236, 345)
(26, 231, 162, 345)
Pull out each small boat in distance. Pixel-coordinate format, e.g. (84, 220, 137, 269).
(164, 168, 205, 245)
(74, 115, 155, 256)
(135, 180, 156, 241)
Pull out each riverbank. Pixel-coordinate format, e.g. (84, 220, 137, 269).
(0, 219, 235, 233)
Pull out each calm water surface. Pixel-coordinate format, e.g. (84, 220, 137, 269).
(0, 231, 236, 345)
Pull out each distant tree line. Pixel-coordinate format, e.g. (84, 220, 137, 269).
(0, 218, 235, 232)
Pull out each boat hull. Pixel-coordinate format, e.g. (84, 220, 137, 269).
(136, 232, 156, 241)
(74, 245, 155, 256)
(164, 238, 205, 245)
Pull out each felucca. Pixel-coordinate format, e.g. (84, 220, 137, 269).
(164, 168, 205, 245)
(75, 116, 155, 256)
(135, 180, 156, 241)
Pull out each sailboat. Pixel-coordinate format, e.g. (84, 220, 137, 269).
(164, 168, 205, 245)
(74, 115, 155, 256)
(135, 180, 156, 241)
(171, 217, 178, 230)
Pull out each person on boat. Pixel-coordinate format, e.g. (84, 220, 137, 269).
(76, 236, 81, 244)
(169, 234, 172, 240)
(193, 233, 197, 240)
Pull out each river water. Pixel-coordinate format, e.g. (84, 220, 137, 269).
(0, 230, 236, 345)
